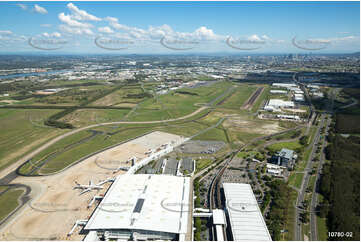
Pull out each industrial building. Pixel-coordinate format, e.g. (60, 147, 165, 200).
(223, 183, 272, 241)
(266, 163, 283, 177)
(269, 148, 297, 170)
(270, 89, 287, 94)
(272, 83, 297, 88)
(83, 174, 191, 241)
(293, 93, 305, 102)
(276, 114, 300, 121)
(264, 99, 294, 111)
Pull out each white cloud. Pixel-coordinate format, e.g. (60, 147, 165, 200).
(247, 34, 263, 42)
(34, 4, 48, 14)
(57, 3, 101, 36)
(98, 26, 114, 34)
(104, 16, 222, 42)
(104, 16, 118, 22)
(59, 24, 94, 35)
(41, 24, 52, 28)
(193, 26, 218, 40)
(0, 31, 26, 44)
(42, 32, 62, 38)
(148, 24, 174, 39)
(16, 3, 27, 10)
(67, 3, 101, 21)
(105, 16, 147, 36)
(58, 13, 93, 28)
(52, 32, 62, 38)
(0, 30, 13, 35)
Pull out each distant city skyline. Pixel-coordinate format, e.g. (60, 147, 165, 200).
(0, 1, 359, 54)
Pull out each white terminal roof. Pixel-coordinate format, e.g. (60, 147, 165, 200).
(85, 174, 190, 235)
(223, 183, 272, 241)
(268, 99, 294, 107)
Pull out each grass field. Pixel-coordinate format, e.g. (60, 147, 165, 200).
(267, 141, 303, 153)
(271, 128, 303, 141)
(0, 188, 24, 222)
(237, 150, 264, 160)
(317, 216, 328, 240)
(90, 86, 144, 106)
(0, 186, 8, 193)
(282, 189, 298, 240)
(296, 126, 318, 172)
(193, 127, 228, 142)
(19, 126, 154, 175)
(127, 81, 233, 121)
(0, 109, 66, 171)
(19, 85, 114, 106)
(316, 193, 329, 240)
(19, 109, 224, 175)
(218, 85, 257, 109)
(288, 172, 304, 189)
(251, 85, 270, 112)
(307, 175, 317, 191)
(302, 223, 311, 240)
(60, 108, 131, 127)
(155, 122, 209, 138)
(195, 158, 214, 173)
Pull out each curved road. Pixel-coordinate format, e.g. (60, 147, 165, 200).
(0, 85, 231, 231)
(0, 106, 208, 181)
(0, 86, 236, 181)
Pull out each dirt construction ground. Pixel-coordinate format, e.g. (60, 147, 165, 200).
(223, 115, 283, 135)
(0, 131, 183, 241)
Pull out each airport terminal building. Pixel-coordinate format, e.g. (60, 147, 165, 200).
(223, 183, 272, 241)
(84, 174, 191, 241)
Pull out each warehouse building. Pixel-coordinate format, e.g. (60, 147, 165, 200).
(223, 183, 272, 241)
(264, 99, 295, 111)
(270, 89, 288, 94)
(293, 93, 305, 102)
(272, 83, 297, 88)
(83, 174, 191, 241)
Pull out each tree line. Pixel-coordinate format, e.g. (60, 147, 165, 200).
(319, 120, 360, 240)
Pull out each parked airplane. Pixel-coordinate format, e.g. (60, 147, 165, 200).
(73, 180, 104, 195)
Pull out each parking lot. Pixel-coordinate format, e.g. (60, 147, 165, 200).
(176, 140, 226, 154)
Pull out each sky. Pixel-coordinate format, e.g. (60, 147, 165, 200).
(0, 1, 359, 54)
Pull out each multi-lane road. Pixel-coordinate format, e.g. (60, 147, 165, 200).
(310, 115, 331, 240)
(294, 113, 327, 241)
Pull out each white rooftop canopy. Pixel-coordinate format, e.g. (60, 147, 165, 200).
(85, 174, 190, 235)
(223, 183, 272, 241)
